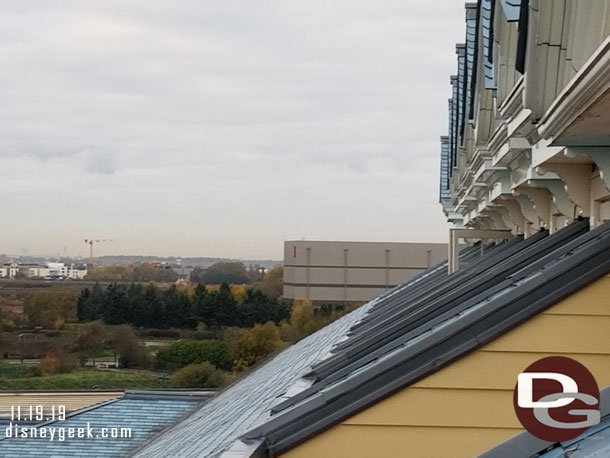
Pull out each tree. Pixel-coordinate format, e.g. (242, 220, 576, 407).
(238, 289, 289, 327)
(77, 282, 105, 322)
(253, 266, 283, 299)
(155, 339, 230, 371)
(229, 322, 283, 371)
(126, 283, 147, 327)
(163, 285, 192, 328)
(143, 283, 165, 328)
(109, 325, 150, 369)
(279, 299, 321, 342)
(171, 362, 226, 388)
(77, 321, 106, 365)
(85, 263, 178, 282)
(102, 283, 129, 325)
(40, 347, 77, 374)
(191, 262, 250, 285)
(216, 282, 239, 327)
(193, 284, 213, 325)
(24, 292, 76, 329)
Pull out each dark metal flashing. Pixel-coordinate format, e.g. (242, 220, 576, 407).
(515, 0, 529, 74)
(242, 221, 610, 456)
(479, 386, 610, 458)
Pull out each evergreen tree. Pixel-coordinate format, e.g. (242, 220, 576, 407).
(143, 283, 166, 328)
(239, 289, 290, 326)
(76, 282, 105, 322)
(201, 290, 218, 328)
(216, 282, 239, 327)
(76, 287, 92, 322)
(193, 283, 208, 322)
(90, 282, 106, 319)
(103, 283, 129, 325)
(163, 285, 192, 328)
(126, 283, 147, 327)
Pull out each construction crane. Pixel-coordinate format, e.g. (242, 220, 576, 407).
(84, 239, 113, 264)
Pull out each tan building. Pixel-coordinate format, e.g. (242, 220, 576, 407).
(283, 241, 447, 303)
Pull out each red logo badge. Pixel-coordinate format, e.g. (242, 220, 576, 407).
(513, 356, 600, 442)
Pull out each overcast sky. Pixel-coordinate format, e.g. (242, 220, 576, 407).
(0, 0, 464, 260)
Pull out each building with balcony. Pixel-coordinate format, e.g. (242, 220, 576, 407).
(440, 0, 610, 236)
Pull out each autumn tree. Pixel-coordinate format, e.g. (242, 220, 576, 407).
(109, 325, 150, 369)
(229, 322, 284, 370)
(24, 292, 76, 329)
(77, 321, 106, 365)
(253, 265, 283, 299)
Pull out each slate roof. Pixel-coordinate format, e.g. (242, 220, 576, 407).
(0, 390, 208, 457)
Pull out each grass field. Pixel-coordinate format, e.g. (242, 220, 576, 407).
(0, 369, 165, 390)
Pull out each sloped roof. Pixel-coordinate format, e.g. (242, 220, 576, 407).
(134, 247, 483, 458)
(0, 390, 208, 457)
(242, 219, 610, 456)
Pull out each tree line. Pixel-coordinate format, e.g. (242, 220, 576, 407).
(76, 282, 289, 329)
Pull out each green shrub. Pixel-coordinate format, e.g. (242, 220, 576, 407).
(171, 362, 226, 388)
(155, 339, 230, 371)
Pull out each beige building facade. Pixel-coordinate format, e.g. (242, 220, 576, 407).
(283, 241, 447, 303)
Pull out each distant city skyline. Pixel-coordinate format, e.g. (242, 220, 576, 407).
(0, 1, 464, 259)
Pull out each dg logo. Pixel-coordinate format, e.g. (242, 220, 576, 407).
(513, 356, 600, 442)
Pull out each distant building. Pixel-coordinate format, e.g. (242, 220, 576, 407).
(283, 241, 447, 303)
(0, 261, 87, 280)
(0, 262, 19, 279)
(153, 261, 193, 282)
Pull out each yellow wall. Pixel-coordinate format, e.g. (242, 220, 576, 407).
(281, 274, 610, 458)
